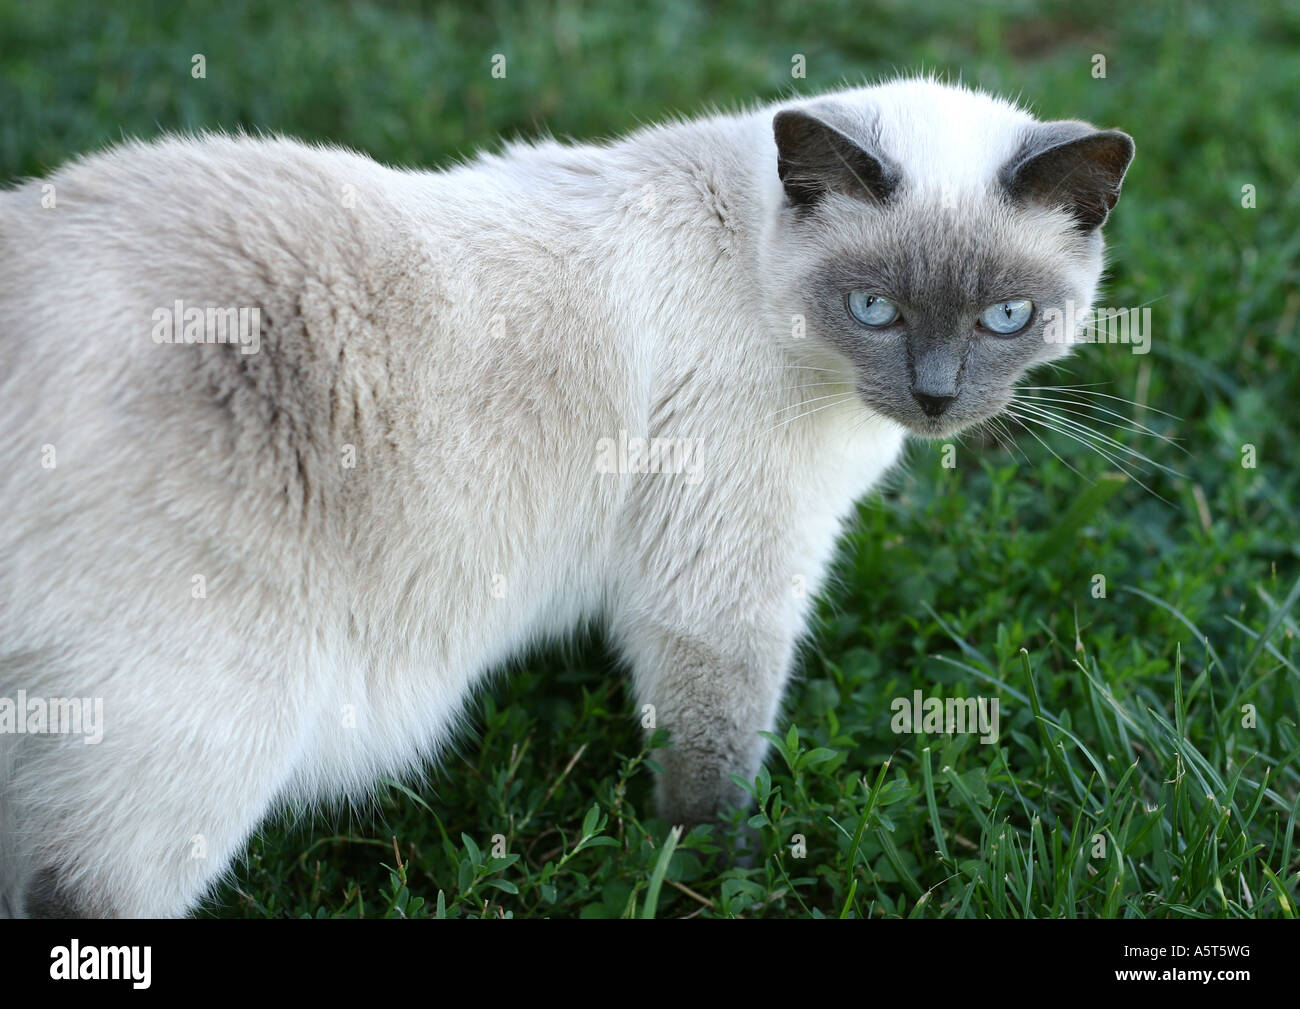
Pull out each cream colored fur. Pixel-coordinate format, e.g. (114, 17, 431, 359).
(0, 79, 1119, 916)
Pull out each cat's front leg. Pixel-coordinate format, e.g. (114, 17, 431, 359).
(618, 620, 795, 829)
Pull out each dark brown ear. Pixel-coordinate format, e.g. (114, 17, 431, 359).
(1001, 121, 1135, 230)
(773, 109, 897, 208)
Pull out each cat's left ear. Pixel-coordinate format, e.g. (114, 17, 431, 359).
(1002, 121, 1135, 230)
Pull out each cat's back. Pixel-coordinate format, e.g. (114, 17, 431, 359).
(0, 133, 432, 544)
(0, 132, 637, 678)
(0, 131, 411, 253)
(0, 130, 630, 429)
(0, 132, 428, 360)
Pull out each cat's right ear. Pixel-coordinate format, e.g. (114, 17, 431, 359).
(773, 110, 897, 209)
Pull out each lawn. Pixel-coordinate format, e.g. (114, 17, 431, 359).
(2, 0, 1296, 918)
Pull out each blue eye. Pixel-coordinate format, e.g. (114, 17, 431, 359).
(847, 292, 901, 327)
(979, 299, 1033, 334)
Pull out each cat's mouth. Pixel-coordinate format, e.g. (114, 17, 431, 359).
(908, 414, 975, 440)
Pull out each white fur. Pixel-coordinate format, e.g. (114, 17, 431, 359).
(0, 79, 1086, 916)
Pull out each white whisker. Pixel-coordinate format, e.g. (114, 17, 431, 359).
(1017, 385, 1182, 421)
(1003, 411, 1090, 482)
(1011, 401, 1185, 478)
(1007, 409, 1175, 504)
(1014, 394, 1183, 448)
(762, 390, 860, 423)
(758, 394, 859, 434)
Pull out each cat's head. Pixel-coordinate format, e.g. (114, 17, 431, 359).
(764, 79, 1134, 439)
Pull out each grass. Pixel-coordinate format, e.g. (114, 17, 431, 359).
(2, 0, 1297, 918)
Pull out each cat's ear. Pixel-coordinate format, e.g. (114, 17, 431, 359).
(1002, 121, 1135, 230)
(773, 109, 897, 208)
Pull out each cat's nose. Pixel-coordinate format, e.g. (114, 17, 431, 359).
(912, 390, 955, 417)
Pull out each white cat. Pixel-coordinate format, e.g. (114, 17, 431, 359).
(0, 77, 1132, 916)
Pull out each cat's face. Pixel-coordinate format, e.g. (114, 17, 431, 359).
(766, 84, 1134, 440)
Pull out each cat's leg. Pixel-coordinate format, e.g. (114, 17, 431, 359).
(608, 464, 811, 829)
(604, 418, 857, 830)
(4, 656, 303, 918)
(619, 622, 796, 827)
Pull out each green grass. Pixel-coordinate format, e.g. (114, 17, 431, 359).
(3, 0, 1297, 918)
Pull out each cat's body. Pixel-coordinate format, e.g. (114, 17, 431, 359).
(0, 79, 1131, 916)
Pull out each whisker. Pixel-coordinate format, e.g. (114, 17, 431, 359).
(762, 390, 861, 422)
(1017, 382, 1111, 390)
(1014, 393, 1183, 448)
(1012, 401, 1162, 466)
(989, 416, 1028, 463)
(1011, 401, 1185, 477)
(1016, 385, 1183, 422)
(773, 381, 857, 394)
(997, 416, 1032, 463)
(1007, 409, 1175, 504)
(1009, 409, 1147, 485)
(979, 418, 1015, 457)
(1002, 411, 1090, 482)
(758, 394, 859, 434)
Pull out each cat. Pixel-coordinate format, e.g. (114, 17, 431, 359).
(0, 77, 1133, 917)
